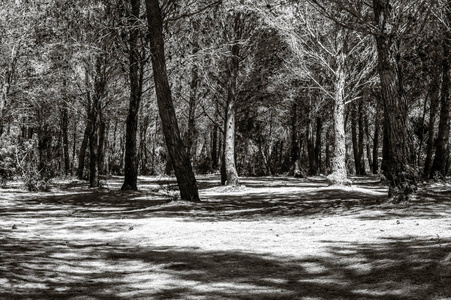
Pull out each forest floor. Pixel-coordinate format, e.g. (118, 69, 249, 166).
(0, 175, 450, 300)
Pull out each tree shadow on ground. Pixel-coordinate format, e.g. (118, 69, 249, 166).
(2, 175, 450, 221)
(0, 234, 449, 299)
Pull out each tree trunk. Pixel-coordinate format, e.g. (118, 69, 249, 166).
(290, 100, 300, 176)
(430, 33, 450, 178)
(122, 0, 144, 190)
(351, 102, 360, 175)
(186, 21, 199, 157)
(372, 116, 379, 174)
(77, 111, 91, 180)
(211, 124, 218, 170)
(61, 104, 70, 175)
(364, 112, 372, 173)
(373, 0, 416, 201)
(307, 117, 317, 175)
(145, 0, 199, 201)
(315, 116, 322, 174)
(358, 99, 366, 175)
(88, 99, 99, 188)
(98, 116, 106, 175)
(223, 18, 241, 186)
(423, 66, 441, 178)
(328, 29, 348, 185)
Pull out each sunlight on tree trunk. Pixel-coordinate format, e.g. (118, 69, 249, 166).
(327, 30, 348, 186)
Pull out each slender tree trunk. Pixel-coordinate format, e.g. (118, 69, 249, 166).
(186, 20, 199, 157)
(328, 29, 348, 185)
(430, 33, 450, 178)
(224, 28, 240, 186)
(78, 108, 91, 180)
(372, 116, 379, 174)
(307, 117, 317, 175)
(145, 0, 199, 201)
(358, 99, 366, 175)
(88, 97, 100, 188)
(364, 112, 372, 172)
(122, 0, 144, 190)
(351, 102, 360, 175)
(315, 116, 322, 174)
(423, 67, 441, 178)
(211, 124, 218, 170)
(98, 115, 106, 175)
(61, 104, 70, 175)
(373, 0, 416, 200)
(290, 100, 300, 176)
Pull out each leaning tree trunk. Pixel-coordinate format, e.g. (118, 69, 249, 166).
(430, 33, 450, 178)
(145, 0, 199, 201)
(122, 0, 144, 190)
(373, 0, 417, 201)
(327, 29, 348, 185)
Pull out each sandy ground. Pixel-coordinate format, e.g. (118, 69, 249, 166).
(0, 175, 450, 299)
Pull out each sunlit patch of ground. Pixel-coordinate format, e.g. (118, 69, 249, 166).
(0, 175, 450, 299)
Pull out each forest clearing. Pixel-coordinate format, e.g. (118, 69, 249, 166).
(1, 0, 451, 298)
(1, 175, 450, 299)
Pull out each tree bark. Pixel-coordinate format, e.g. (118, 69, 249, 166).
(77, 106, 92, 180)
(372, 116, 379, 174)
(351, 102, 360, 175)
(61, 104, 70, 175)
(327, 29, 348, 185)
(307, 117, 317, 175)
(315, 116, 322, 174)
(186, 20, 199, 157)
(358, 99, 366, 175)
(423, 65, 441, 178)
(223, 16, 241, 186)
(373, 0, 416, 201)
(430, 32, 450, 178)
(145, 0, 199, 201)
(122, 0, 144, 190)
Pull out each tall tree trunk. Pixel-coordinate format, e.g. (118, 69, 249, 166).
(88, 103, 99, 188)
(290, 100, 300, 176)
(98, 116, 106, 175)
(430, 32, 450, 178)
(61, 104, 70, 175)
(372, 115, 379, 174)
(351, 102, 360, 175)
(186, 20, 199, 157)
(358, 99, 366, 175)
(122, 0, 144, 190)
(328, 29, 348, 185)
(77, 107, 92, 180)
(223, 21, 241, 186)
(423, 66, 441, 178)
(145, 0, 199, 201)
(307, 117, 317, 175)
(211, 124, 218, 170)
(315, 116, 322, 174)
(373, 0, 416, 201)
(364, 112, 372, 172)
